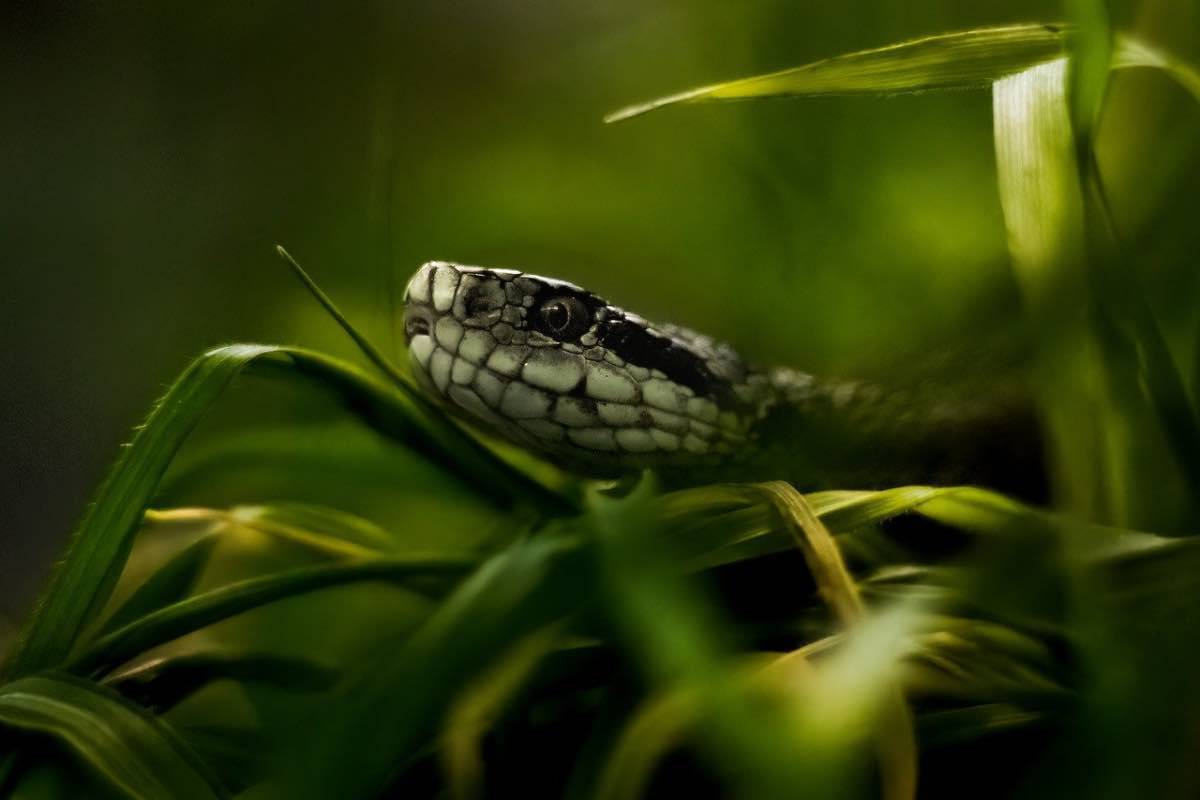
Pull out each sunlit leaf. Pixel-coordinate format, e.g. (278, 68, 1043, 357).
(608, 24, 1067, 122)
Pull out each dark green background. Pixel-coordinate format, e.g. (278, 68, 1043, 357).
(3, 0, 1197, 627)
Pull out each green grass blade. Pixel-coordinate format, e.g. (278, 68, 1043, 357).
(607, 24, 1066, 121)
(0, 672, 226, 799)
(607, 23, 1198, 123)
(99, 535, 219, 636)
(70, 555, 479, 677)
(440, 624, 562, 798)
(3, 344, 276, 680)
(299, 533, 593, 798)
(1113, 35, 1200, 101)
(5, 343, 567, 681)
(106, 652, 337, 712)
(249, 349, 572, 513)
(1065, 0, 1112, 139)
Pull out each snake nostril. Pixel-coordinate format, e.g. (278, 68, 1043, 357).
(405, 316, 430, 341)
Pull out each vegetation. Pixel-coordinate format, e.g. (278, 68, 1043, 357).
(3, 6, 1199, 799)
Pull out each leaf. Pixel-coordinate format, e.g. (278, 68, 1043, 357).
(659, 484, 968, 570)
(70, 554, 479, 677)
(607, 23, 1200, 122)
(607, 24, 1067, 121)
(142, 504, 394, 561)
(99, 535, 219, 637)
(754, 482, 915, 800)
(1065, 0, 1113, 138)
(0, 672, 225, 799)
(106, 652, 337, 712)
(994, 43, 1200, 520)
(299, 532, 594, 799)
(440, 624, 562, 800)
(917, 703, 1046, 748)
(5, 343, 564, 681)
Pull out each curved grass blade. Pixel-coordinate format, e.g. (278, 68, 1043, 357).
(299, 532, 593, 799)
(660, 484, 969, 570)
(607, 24, 1199, 123)
(106, 652, 337, 712)
(142, 505, 393, 561)
(0, 672, 225, 799)
(4, 343, 272, 680)
(70, 555, 479, 677)
(591, 481, 879, 799)
(754, 482, 915, 800)
(608, 24, 1067, 121)
(5, 343, 565, 681)
(440, 624, 562, 798)
(100, 535, 219, 637)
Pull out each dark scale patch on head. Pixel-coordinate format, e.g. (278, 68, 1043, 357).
(461, 283, 488, 317)
(598, 314, 732, 403)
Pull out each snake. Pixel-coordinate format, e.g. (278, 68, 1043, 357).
(402, 261, 1044, 497)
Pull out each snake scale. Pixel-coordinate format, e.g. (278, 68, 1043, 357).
(402, 262, 1044, 497)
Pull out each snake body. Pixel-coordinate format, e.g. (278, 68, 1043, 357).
(402, 262, 1043, 495)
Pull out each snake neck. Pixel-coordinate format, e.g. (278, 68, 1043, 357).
(681, 366, 1047, 500)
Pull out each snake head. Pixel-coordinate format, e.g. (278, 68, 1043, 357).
(402, 261, 767, 476)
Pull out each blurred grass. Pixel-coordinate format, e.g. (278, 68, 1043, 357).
(2, 3, 1200, 799)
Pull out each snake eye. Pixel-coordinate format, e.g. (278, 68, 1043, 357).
(536, 296, 589, 340)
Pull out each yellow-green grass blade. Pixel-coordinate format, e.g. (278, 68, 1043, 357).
(608, 24, 1198, 123)
(994, 43, 1200, 519)
(440, 624, 562, 798)
(0, 672, 225, 799)
(608, 24, 1068, 122)
(99, 501, 401, 639)
(69, 555, 479, 678)
(4, 343, 565, 681)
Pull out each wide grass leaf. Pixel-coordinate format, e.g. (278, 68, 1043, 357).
(0, 672, 225, 799)
(4, 343, 562, 681)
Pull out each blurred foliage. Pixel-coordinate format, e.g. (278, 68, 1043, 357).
(3, 1, 1200, 798)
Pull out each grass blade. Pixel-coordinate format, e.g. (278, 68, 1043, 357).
(106, 652, 337, 712)
(755, 482, 916, 800)
(0, 672, 225, 799)
(99, 535, 219, 636)
(4, 344, 275, 680)
(607, 23, 1198, 123)
(303, 533, 593, 798)
(5, 343, 565, 681)
(69, 555, 479, 677)
(440, 624, 562, 798)
(607, 24, 1067, 121)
